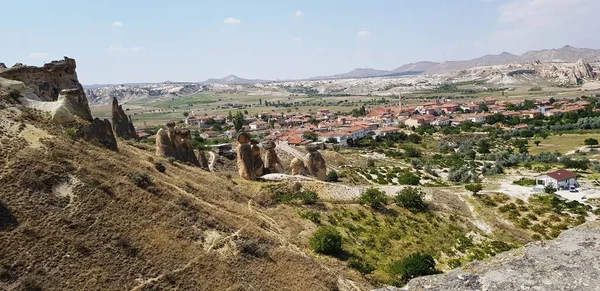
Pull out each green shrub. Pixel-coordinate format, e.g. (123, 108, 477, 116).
(389, 253, 438, 286)
(327, 170, 339, 182)
(310, 226, 342, 255)
(513, 178, 536, 186)
(397, 171, 420, 185)
(394, 187, 427, 211)
(358, 188, 388, 209)
(584, 138, 599, 146)
(465, 183, 483, 195)
(277, 190, 319, 205)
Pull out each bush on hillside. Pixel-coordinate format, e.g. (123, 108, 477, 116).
(389, 253, 438, 286)
(310, 226, 342, 255)
(358, 188, 388, 209)
(394, 187, 427, 211)
(327, 170, 339, 182)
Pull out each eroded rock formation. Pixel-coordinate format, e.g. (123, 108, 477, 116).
(573, 58, 596, 80)
(290, 157, 306, 175)
(0, 57, 92, 120)
(262, 141, 283, 174)
(235, 133, 266, 180)
(236, 132, 256, 180)
(155, 121, 200, 166)
(198, 150, 209, 170)
(1, 58, 119, 151)
(82, 118, 118, 152)
(304, 144, 327, 181)
(111, 97, 136, 140)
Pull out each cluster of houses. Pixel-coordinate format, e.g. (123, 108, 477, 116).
(135, 97, 594, 148)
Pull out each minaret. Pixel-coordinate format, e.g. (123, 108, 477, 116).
(398, 95, 403, 114)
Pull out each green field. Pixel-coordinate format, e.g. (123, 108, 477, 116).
(530, 132, 600, 155)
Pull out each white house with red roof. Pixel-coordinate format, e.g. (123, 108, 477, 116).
(536, 170, 579, 190)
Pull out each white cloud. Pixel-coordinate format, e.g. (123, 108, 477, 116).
(27, 53, 49, 59)
(495, 0, 600, 38)
(224, 17, 241, 24)
(108, 46, 145, 53)
(112, 21, 123, 28)
(293, 36, 302, 43)
(295, 10, 303, 17)
(356, 29, 371, 37)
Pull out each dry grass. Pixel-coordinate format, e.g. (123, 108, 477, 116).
(0, 100, 370, 290)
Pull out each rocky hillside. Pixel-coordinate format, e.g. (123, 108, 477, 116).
(85, 82, 206, 105)
(376, 221, 600, 291)
(315, 45, 600, 78)
(0, 58, 370, 290)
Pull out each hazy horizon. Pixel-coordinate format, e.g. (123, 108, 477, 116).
(2, 0, 600, 84)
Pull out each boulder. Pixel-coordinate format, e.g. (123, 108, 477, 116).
(290, 157, 306, 175)
(111, 97, 136, 139)
(82, 118, 118, 151)
(304, 146, 327, 181)
(262, 141, 283, 174)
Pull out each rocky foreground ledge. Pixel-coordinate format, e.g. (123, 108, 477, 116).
(375, 221, 600, 291)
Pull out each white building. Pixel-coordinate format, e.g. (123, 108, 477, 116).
(535, 170, 579, 190)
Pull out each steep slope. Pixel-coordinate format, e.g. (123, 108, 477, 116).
(0, 98, 367, 290)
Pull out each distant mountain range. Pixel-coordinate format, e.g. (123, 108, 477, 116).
(314, 45, 600, 79)
(83, 45, 600, 88)
(202, 74, 271, 85)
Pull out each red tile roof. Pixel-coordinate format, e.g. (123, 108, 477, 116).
(545, 170, 577, 181)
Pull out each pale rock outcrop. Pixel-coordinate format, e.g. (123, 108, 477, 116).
(0, 57, 93, 120)
(304, 144, 327, 181)
(573, 58, 596, 80)
(111, 97, 136, 139)
(236, 132, 256, 180)
(262, 141, 284, 174)
(290, 157, 306, 176)
(155, 121, 200, 166)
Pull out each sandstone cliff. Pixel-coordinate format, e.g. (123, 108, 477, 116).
(0, 57, 92, 120)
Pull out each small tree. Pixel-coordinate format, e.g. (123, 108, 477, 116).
(389, 253, 438, 286)
(358, 188, 388, 209)
(394, 187, 427, 211)
(534, 140, 541, 146)
(584, 138, 599, 146)
(302, 131, 319, 142)
(327, 170, 339, 182)
(465, 183, 483, 195)
(310, 226, 342, 255)
(183, 111, 189, 117)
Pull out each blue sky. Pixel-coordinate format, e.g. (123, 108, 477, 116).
(1, 0, 599, 84)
